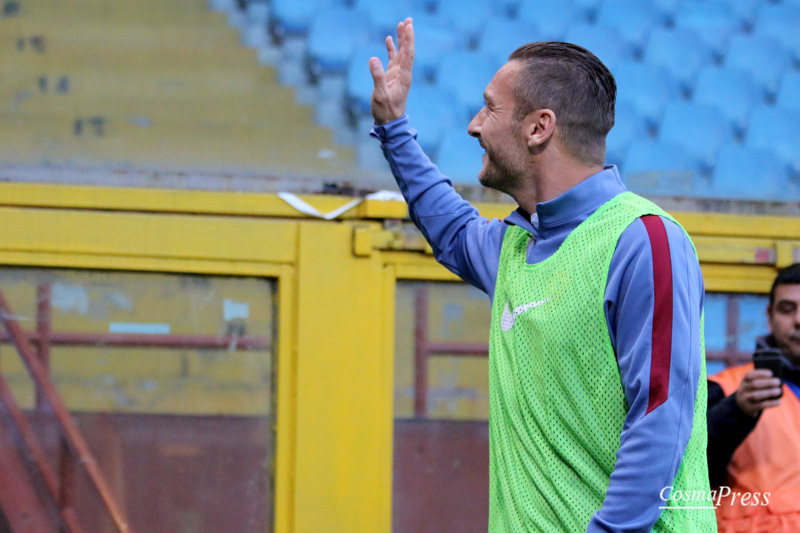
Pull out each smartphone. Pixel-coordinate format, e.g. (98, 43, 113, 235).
(753, 348, 784, 399)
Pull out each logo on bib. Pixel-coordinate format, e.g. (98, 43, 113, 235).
(500, 298, 552, 332)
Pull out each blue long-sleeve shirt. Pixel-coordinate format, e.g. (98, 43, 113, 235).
(372, 115, 705, 532)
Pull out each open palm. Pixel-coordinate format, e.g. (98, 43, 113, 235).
(369, 18, 415, 125)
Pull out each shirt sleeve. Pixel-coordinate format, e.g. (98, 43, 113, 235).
(587, 215, 704, 533)
(371, 115, 506, 297)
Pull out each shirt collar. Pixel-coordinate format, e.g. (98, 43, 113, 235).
(503, 166, 627, 234)
(535, 166, 627, 229)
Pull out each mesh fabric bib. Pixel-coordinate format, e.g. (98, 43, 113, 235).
(487, 192, 716, 532)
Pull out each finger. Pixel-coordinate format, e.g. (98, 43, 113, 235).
(369, 57, 386, 89)
(746, 388, 783, 402)
(400, 18, 415, 69)
(396, 20, 405, 52)
(746, 369, 775, 379)
(745, 377, 783, 390)
(386, 36, 397, 65)
(759, 399, 782, 409)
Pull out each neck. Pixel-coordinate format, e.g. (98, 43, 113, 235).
(511, 157, 604, 214)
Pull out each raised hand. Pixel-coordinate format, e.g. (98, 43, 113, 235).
(369, 18, 415, 125)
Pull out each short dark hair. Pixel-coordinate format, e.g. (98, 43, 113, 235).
(508, 41, 616, 166)
(770, 263, 800, 305)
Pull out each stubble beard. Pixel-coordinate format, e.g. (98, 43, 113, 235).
(478, 149, 524, 196)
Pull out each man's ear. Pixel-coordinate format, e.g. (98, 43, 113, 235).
(524, 109, 556, 149)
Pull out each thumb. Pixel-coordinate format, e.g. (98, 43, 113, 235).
(369, 57, 386, 89)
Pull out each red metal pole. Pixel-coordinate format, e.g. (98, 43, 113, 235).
(0, 367, 82, 532)
(59, 438, 76, 516)
(36, 283, 52, 410)
(0, 332, 268, 350)
(726, 295, 740, 367)
(0, 290, 130, 532)
(414, 287, 429, 418)
(426, 342, 488, 356)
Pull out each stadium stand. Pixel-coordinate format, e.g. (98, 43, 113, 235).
(725, 34, 793, 97)
(622, 140, 699, 197)
(516, 0, 583, 41)
(435, 51, 501, 124)
(777, 71, 800, 111)
(658, 101, 735, 174)
(436, 129, 485, 185)
(643, 28, 714, 93)
(437, 0, 495, 48)
(248, 0, 800, 203)
(7, 0, 800, 202)
(564, 23, 631, 72)
(0, 0, 356, 181)
(595, 0, 664, 53)
(709, 146, 789, 201)
(746, 106, 800, 178)
(692, 67, 761, 135)
(673, 0, 740, 56)
(605, 101, 646, 167)
(614, 61, 681, 129)
(405, 85, 462, 158)
(478, 17, 538, 67)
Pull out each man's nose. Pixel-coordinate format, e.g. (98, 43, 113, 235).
(467, 108, 485, 138)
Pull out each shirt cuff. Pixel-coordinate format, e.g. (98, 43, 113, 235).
(369, 114, 416, 143)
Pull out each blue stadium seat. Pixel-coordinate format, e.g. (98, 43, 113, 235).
(703, 293, 728, 352)
(354, 0, 426, 41)
(673, 0, 740, 56)
(436, 130, 484, 185)
(614, 61, 681, 128)
(438, 0, 496, 47)
(652, 0, 682, 20)
(777, 72, 800, 112)
(436, 51, 501, 122)
(490, 0, 521, 17)
(478, 17, 538, 66)
(517, 0, 584, 41)
(692, 67, 760, 133)
(754, 3, 800, 27)
(596, 0, 665, 52)
(644, 28, 714, 93)
(406, 86, 463, 157)
(574, 0, 604, 20)
(737, 295, 770, 353)
(564, 24, 631, 72)
(709, 146, 787, 201)
(753, 4, 800, 60)
(727, 0, 763, 27)
(411, 17, 459, 83)
(270, 0, 332, 39)
(307, 7, 373, 77)
(606, 101, 647, 167)
(622, 140, 699, 196)
(658, 101, 734, 173)
(346, 44, 388, 117)
(725, 34, 792, 97)
(746, 106, 800, 177)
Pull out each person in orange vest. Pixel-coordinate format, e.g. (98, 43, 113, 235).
(708, 263, 800, 532)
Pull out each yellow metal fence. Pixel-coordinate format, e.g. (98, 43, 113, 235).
(0, 182, 797, 532)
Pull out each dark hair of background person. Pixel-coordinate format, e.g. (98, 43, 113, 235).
(770, 263, 800, 305)
(508, 42, 616, 167)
